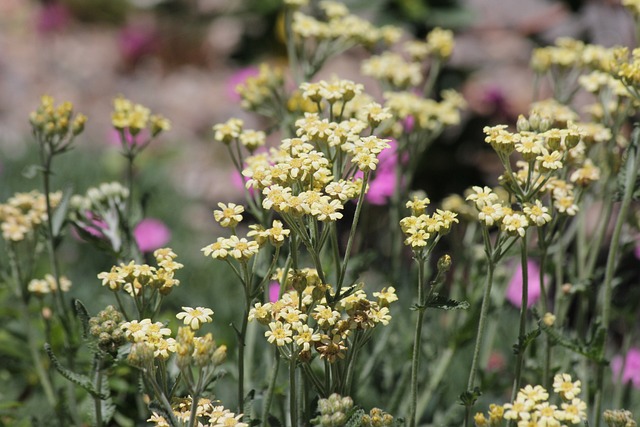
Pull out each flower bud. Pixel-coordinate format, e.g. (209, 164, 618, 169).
(437, 254, 452, 273)
(516, 115, 530, 132)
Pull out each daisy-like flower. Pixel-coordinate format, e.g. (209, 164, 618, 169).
(201, 237, 230, 259)
(524, 200, 552, 227)
(559, 398, 587, 424)
(466, 186, 498, 209)
(176, 306, 214, 330)
(373, 286, 398, 306)
(534, 402, 561, 427)
(226, 235, 260, 261)
(478, 203, 505, 227)
(570, 159, 600, 186)
(502, 212, 529, 237)
(554, 195, 578, 216)
(265, 321, 293, 346)
(553, 374, 581, 400)
(294, 324, 321, 352)
(406, 194, 431, 215)
(213, 118, 243, 144)
(97, 267, 125, 291)
(311, 197, 344, 222)
(313, 305, 341, 328)
(518, 384, 549, 404)
(537, 149, 563, 171)
(503, 398, 533, 421)
(213, 202, 244, 228)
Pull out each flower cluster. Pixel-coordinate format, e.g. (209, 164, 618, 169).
(29, 95, 87, 144)
(603, 409, 637, 427)
(111, 95, 170, 137)
(0, 190, 61, 242)
(97, 247, 183, 296)
(249, 270, 396, 363)
(148, 398, 245, 427)
(28, 274, 72, 296)
(361, 408, 396, 427)
(400, 195, 458, 249)
(474, 374, 588, 426)
(234, 63, 285, 113)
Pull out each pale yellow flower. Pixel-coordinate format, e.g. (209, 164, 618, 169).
(176, 306, 214, 330)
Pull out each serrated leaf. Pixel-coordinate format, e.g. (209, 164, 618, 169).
(539, 322, 606, 363)
(513, 327, 541, 355)
(345, 409, 365, 427)
(425, 293, 470, 311)
(44, 343, 107, 399)
(51, 187, 73, 238)
(74, 299, 91, 339)
(99, 370, 115, 425)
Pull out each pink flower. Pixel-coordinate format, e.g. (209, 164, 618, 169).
(505, 260, 542, 308)
(231, 170, 255, 197)
(36, 2, 70, 34)
(72, 211, 107, 241)
(134, 218, 171, 252)
(118, 25, 157, 63)
(612, 348, 640, 389)
(268, 282, 280, 303)
(107, 128, 149, 147)
(227, 67, 260, 102)
(355, 139, 402, 205)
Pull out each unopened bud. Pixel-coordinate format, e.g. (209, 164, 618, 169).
(437, 254, 452, 273)
(516, 115, 530, 132)
(543, 312, 556, 327)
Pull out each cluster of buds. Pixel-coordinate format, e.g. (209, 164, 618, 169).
(29, 95, 87, 151)
(603, 409, 637, 427)
(235, 63, 285, 114)
(0, 191, 61, 242)
(312, 393, 354, 427)
(89, 305, 126, 356)
(361, 408, 395, 427)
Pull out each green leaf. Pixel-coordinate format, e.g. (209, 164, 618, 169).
(345, 409, 365, 427)
(99, 370, 115, 425)
(512, 327, 541, 355)
(425, 293, 470, 310)
(458, 387, 481, 406)
(51, 186, 74, 238)
(539, 321, 606, 364)
(74, 299, 91, 339)
(44, 344, 107, 399)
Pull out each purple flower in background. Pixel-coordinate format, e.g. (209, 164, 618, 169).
(227, 67, 259, 102)
(134, 218, 171, 252)
(634, 240, 640, 260)
(107, 128, 149, 147)
(505, 260, 542, 308)
(269, 282, 280, 302)
(356, 139, 401, 205)
(118, 25, 157, 63)
(612, 348, 640, 389)
(72, 212, 108, 241)
(36, 2, 70, 34)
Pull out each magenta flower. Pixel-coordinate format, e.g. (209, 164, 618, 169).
(355, 139, 401, 205)
(612, 347, 640, 389)
(268, 282, 280, 303)
(505, 260, 542, 308)
(231, 170, 255, 197)
(134, 218, 171, 253)
(36, 2, 70, 34)
(72, 211, 108, 241)
(118, 25, 157, 63)
(227, 67, 260, 102)
(107, 128, 149, 147)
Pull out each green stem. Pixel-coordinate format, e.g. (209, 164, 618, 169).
(289, 354, 298, 427)
(409, 255, 426, 427)
(94, 356, 104, 427)
(335, 171, 370, 299)
(593, 131, 640, 427)
(511, 236, 529, 400)
(261, 348, 280, 427)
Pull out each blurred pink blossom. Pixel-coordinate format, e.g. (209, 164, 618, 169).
(72, 212, 107, 240)
(107, 128, 149, 147)
(634, 241, 640, 260)
(227, 67, 259, 102)
(36, 2, 70, 34)
(505, 260, 542, 308)
(355, 139, 401, 205)
(118, 25, 157, 63)
(612, 348, 640, 389)
(231, 170, 255, 197)
(268, 282, 280, 303)
(134, 218, 171, 252)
